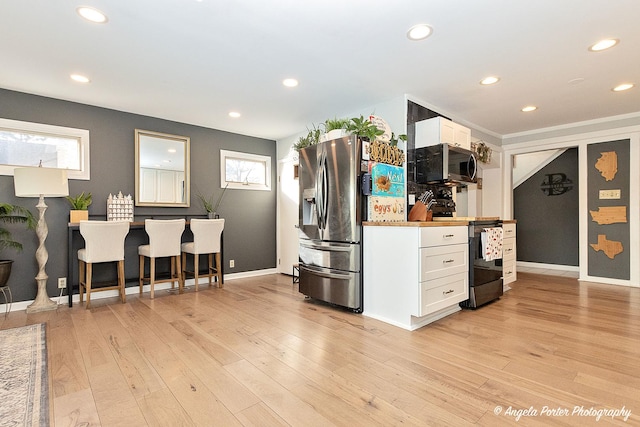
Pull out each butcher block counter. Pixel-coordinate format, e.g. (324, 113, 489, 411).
(363, 220, 469, 227)
(362, 221, 470, 330)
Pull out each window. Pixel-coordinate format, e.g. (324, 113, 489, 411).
(220, 149, 271, 191)
(0, 118, 90, 180)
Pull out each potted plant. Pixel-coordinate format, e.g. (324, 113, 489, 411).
(0, 203, 36, 288)
(321, 117, 351, 141)
(293, 125, 322, 152)
(196, 184, 229, 218)
(66, 192, 92, 223)
(389, 132, 407, 147)
(346, 115, 385, 142)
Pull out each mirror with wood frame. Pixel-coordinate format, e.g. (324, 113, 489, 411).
(135, 129, 190, 207)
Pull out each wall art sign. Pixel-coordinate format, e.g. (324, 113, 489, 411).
(594, 151, 617, 181)
(366, 140, 405, 166)
(540, 172, 573, 196)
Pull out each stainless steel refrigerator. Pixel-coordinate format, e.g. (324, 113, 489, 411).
(298, 134, 364, 312)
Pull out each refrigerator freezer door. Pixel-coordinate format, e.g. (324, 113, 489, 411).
(299, 239, 361, 272)
(298, 135, 362, 243)
(299, 264, 362, 311)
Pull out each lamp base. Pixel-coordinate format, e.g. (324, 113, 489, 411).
(26, 278, 57, 313)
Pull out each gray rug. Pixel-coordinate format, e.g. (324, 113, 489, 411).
(0, 323, 49, 427)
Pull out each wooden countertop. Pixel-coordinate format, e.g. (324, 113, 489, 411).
(363, 221, 469, 227)
(432, 216, 500, 222)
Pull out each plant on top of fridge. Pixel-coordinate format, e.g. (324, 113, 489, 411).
(293, 115, 387, 151)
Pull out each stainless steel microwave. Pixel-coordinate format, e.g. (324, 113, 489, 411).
(414, 143, 477, 185)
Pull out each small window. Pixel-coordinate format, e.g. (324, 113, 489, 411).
(0, 118, 90, 180)
(220, 149, 271, 191)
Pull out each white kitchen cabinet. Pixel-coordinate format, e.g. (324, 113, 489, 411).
(139, 168, 184, 203)
(363, 223, 469, 330)
(415, 116, 471, 150)
(502, 222, 517, 286)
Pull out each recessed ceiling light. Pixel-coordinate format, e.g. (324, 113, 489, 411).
(407, 24, 432, 41)
(76, 6, 108, 23)
(167, 148, 176, 153)
(567, 77, 585, 85)
(521, 105, 537, 112)
(588, 38, 618, 52)
(283, 78, 299, 88)
(612, 83, 634, 92)
(70, 74, 90, 83)
(229, 111, 241, 118)
(480, 76, 500, 85)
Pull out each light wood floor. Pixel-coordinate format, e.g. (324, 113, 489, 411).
(2, 272, 639, 426)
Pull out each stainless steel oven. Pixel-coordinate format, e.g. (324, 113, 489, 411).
(460, 220, 503, 308)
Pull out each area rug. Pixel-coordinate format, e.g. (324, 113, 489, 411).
(0, 323, 49, 427)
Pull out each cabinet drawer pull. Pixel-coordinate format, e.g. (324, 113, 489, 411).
(506, 270, 513, 275)
(443, 234, 455, 238)
(443, 289, 455, 295)
(443, 259, 455, 264)
(504, 248, 513, 254)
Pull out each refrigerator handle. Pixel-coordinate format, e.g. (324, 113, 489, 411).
(316, 151, 328, 230)
(301, 264, 353, 280)
(299, 242, 353, 252)
(321, 153, 328, 229)
(469, 154, 477, 181)
(315, 153, 324, 229)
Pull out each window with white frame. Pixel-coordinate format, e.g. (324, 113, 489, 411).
(0, 118, 90, 180)
(220, 149, 271, 191)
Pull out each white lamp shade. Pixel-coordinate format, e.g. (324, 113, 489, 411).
(14, 167, 69, 197)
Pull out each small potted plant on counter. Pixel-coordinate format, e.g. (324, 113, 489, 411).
(66, 192, 92, 223)
(196, 184, 229, 219)
(0, 203, 36, 289)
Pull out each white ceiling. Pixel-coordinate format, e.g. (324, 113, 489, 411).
(2, 0, 639, 142)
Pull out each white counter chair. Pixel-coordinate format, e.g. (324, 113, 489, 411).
(78, 220, 130, 309)
(138, 219, 185, 299)
(181, 218, 224, 291)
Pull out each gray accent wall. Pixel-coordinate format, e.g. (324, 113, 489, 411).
(0, 88, 277, 303)
(514, 148, 579, 266)
(587, 140, 630, 280)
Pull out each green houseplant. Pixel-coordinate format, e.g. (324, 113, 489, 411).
(196, 184, 229, 218)
(293, 125, 323, 152)
(293, 115, 387, 152)
(345, 115, 385, 142)
(66, 192, 92, 223)
(0, 203, 36, 288)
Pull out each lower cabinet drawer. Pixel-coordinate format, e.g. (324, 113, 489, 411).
(420, 226, 467, 247)
(418, 272, 468, 316)
(503, 260, 517, 284)
(420, 243, 468, 281)
(502, 223, 516, 239)
(502, 239, 516, 261)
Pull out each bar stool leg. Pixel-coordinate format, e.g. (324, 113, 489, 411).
(139, 255, 145, 296)
(193, 254, 199, 292)
(150, 258, 156, 299)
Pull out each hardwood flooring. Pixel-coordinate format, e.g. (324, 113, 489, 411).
(2, 272, 639, 426)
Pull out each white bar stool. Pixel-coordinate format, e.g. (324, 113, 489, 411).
(78, 220, 130, 309)
(138, 219, 185, 299)
(181, 218, 224, 291)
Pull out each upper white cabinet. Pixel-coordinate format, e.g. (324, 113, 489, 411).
(415, 116, 471, 150)
(139, 168, 185, 204)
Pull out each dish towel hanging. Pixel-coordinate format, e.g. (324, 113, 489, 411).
(481, 227, 503, 261)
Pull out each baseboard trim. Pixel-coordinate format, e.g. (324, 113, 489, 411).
(1, 268, 279, 313)
(517, 261, 579, 272)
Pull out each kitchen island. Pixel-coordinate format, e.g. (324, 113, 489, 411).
(362, 221, 469, 330)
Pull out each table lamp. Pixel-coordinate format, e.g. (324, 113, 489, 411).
(14, 165, 69, 313)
